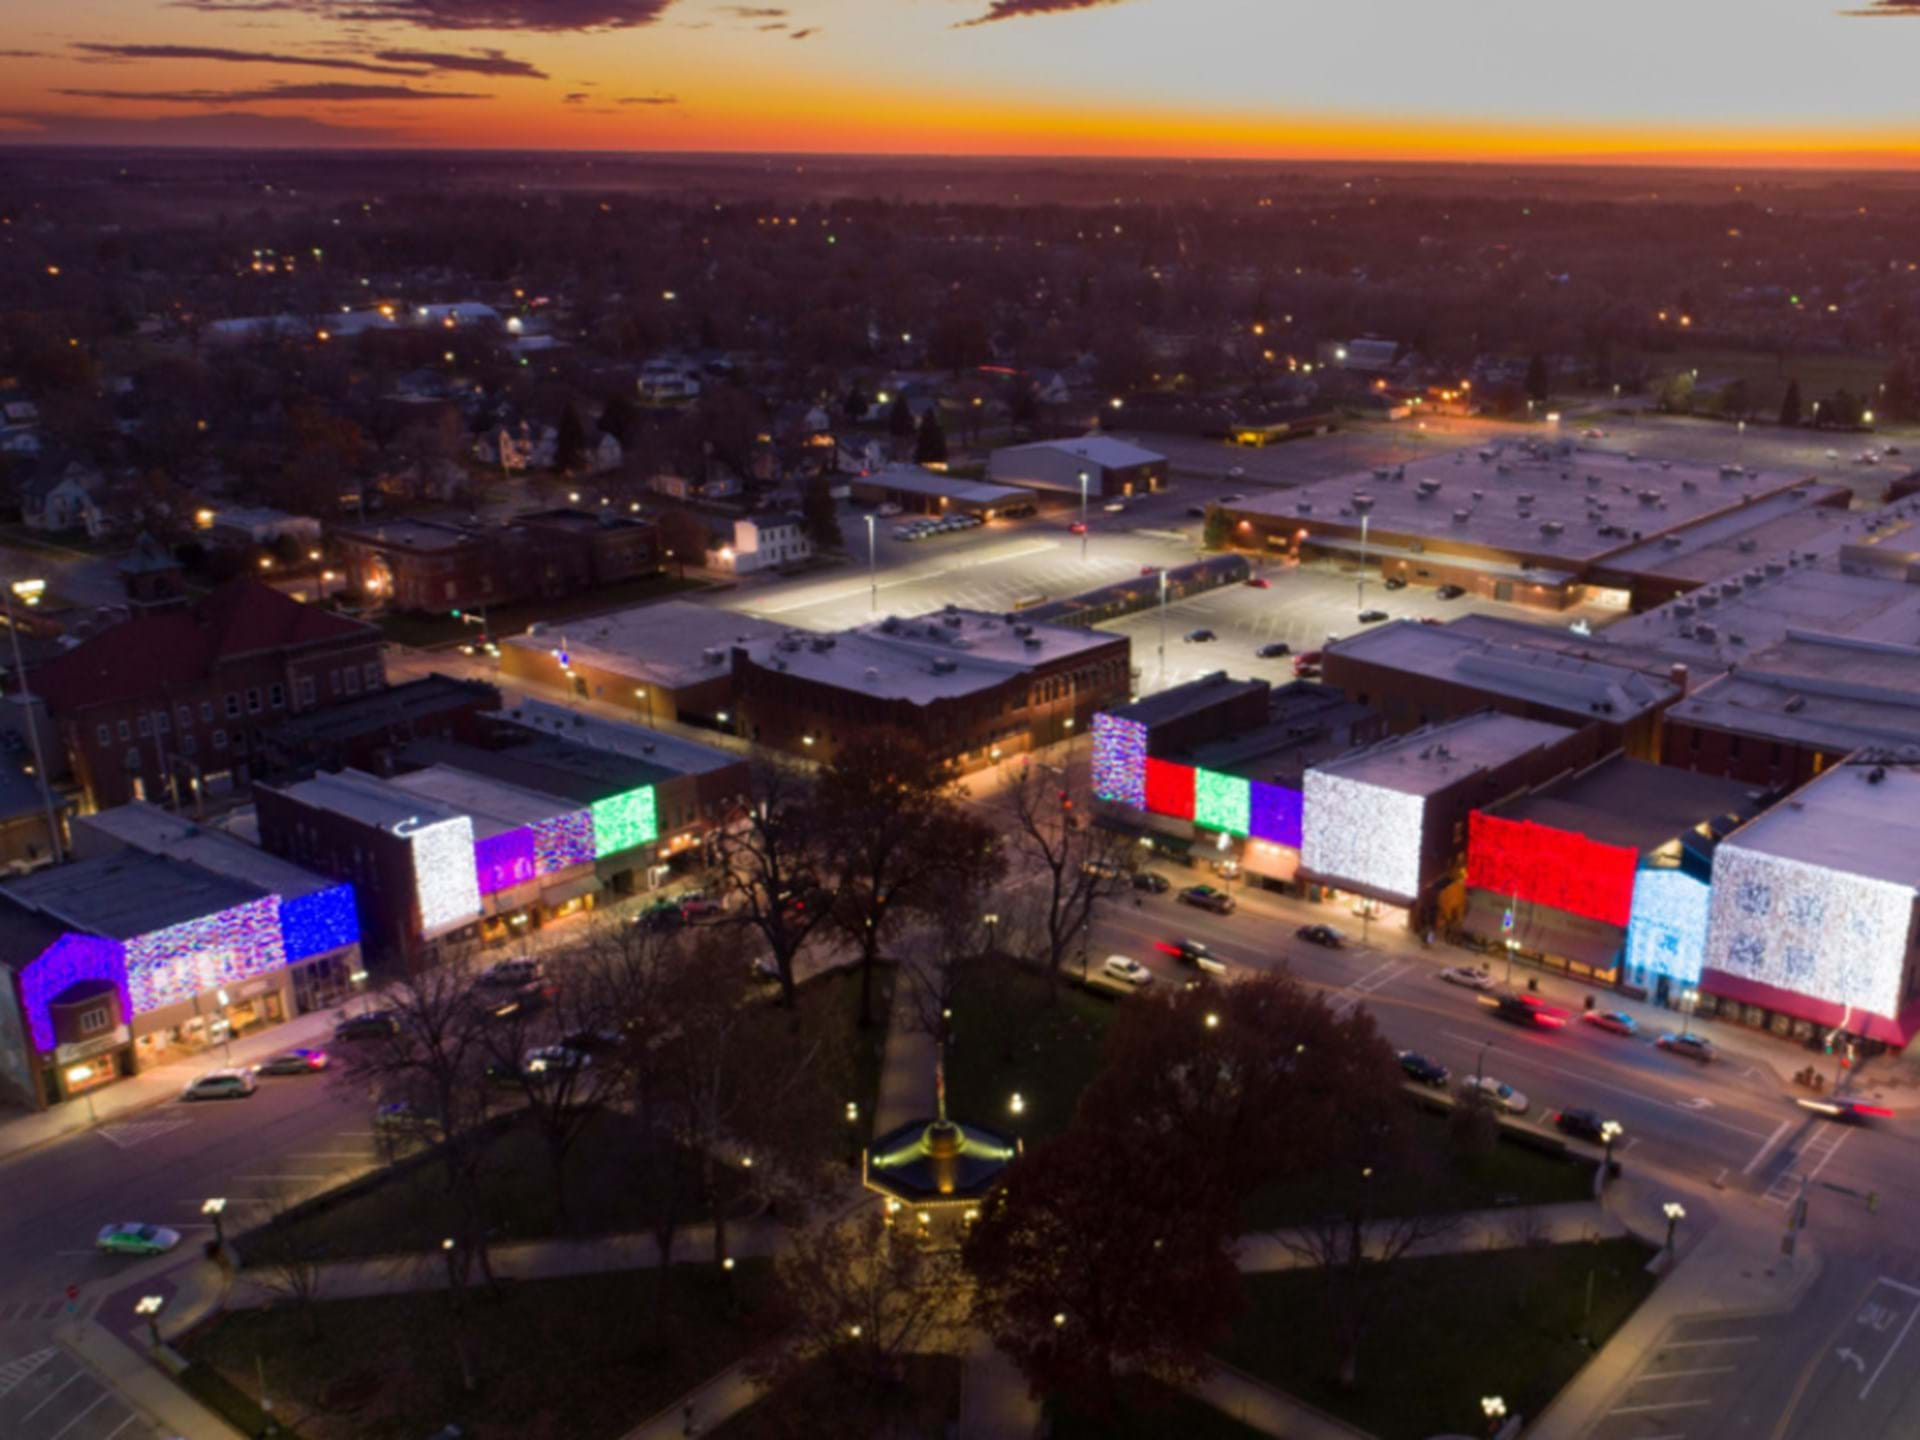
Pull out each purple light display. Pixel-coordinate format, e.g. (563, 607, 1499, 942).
(533, 809, 595, 874)
(125, 896, 287, 1015)
(20, 933, 128, 1054)
(1249, 781, 1304, 849)
(474, 828, 538, 895)
(1092, 713, 1148, 808)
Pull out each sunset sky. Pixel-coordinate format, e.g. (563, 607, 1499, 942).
(4, 0, 1920, 161)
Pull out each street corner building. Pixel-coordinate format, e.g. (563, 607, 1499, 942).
(0, 821, 361, 1110)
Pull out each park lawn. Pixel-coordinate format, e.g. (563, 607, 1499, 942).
(1240, 1104, 1596, 1232)
(377, 571, 708, 648)
(783, 960, 895, 1151)
(1219, 1237, 1658, 1440)
(944, 958, 1117, 1146)
(1050, 1377, 1272, 1440)
(712, 1355, 961, 1439)
(183, 1261, 776, 1440)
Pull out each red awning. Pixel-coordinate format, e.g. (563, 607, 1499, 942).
(1701, 969, 1920, 1047)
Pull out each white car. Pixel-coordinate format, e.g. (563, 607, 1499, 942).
(1439, 966, 1496, 991)
(1101, 955, 1153, 987)
(182, 1068, 257, 1101)
(1459, 1076, 1529, 1115)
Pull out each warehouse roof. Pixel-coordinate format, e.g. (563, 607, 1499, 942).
(1310, 712, 1574, 798)
(1494, 754, 1765, 856)
(72, 803, 337, 899)
(859, 466, 1034, 506)
(269, 769, 467, 832)
(499, 600, 789, 691)
(1717, 754, 1920, 890)
(494, 699, 742, 776)
(0, 850, 268, 940)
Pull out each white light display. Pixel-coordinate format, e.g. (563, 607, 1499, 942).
(1624, 868, 1710, 989)
(1302, 769, 1427, 901)
(402, 816, 482, 936)
(1706, 843, 1914, 1018)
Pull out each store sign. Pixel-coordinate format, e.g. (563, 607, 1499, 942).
(55, 1027, 128, 1064)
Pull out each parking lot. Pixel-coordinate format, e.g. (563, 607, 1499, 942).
(0, 1335, 147, 1440)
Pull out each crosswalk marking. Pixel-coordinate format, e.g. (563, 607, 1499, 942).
(1330, 960, 1407, 1017)
(96, 1118, 193, 1150)
(0, 1346, 58, 1400)
(1764, 1124, 1850, 1204)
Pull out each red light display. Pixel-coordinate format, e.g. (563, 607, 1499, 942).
(1144, 758, 1196, 821)
(1466, 810, 1637, 928)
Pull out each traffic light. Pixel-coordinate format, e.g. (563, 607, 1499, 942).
(450, 608, 463, 619)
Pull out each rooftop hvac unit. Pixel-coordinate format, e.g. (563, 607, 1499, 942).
(1540, 520, 1564, 536)
(1730, 633, 1746, 646)
(1024, 636, 1043, 649)
(778, 636, 802, 652)
(771, 656, 788, 671)
(1353, 493, 1375, 509)
(1013, 623, 1034, 636)
(1372, 467, 1390, 479)
(865, 666, 879, 681)
(1694, 623, 1717, 641)
(1765, 561, 1787, 576)
(1784, 695, 1806, 713)
(1472, 490, 1485, 501)
(703, 647, 726, 665)
(1662, 536, 1684, 549)
(1586, 474, 1602, 488)
(1660, 461, 1672, 471)
(1453, 509, 1472, 524)
(810, 637, 837, 652)
(1638, 490, 1662, 505)
(1517, 492, 1536, 505)
(1296, 502, 1314, 515)
(931, 657, 957, 674)
(942, 613, 963, 627)
(1681, 479, 1698, 492)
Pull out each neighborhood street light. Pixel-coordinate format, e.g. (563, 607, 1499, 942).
(202, 1196, 228, 1249)
(1599, 1121, 1623, 1172)
(1482, 1395, 1507, 1436)
(135, 1294, 167, 1350)
(1664, 1201, 1686, 1257)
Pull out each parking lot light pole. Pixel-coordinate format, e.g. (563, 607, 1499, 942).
(135, 1294, 166, 1351)
(1077, 470, 1089, 561)
(1600, 1121, 1622, 1172)
(1663, 1201, 1685, 1259)
(1476, 1038, 1493, 1085)
(1481, 1395, 1507, 1437)
(202, 1196, 228, 1250)
(865, 514, 877, 613)
(1356, 512, 1370, 614)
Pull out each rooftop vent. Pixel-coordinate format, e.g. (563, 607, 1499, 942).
(1517, 492, 1536, 505)
(1452, 509, 1472, 524)
(1023, 636, 1044, 650)
(1586, 474, 1602, 488)
(1785, 695, 1806, 713)
(1694, 623, 1718, 641)
(864, 666, 879, 681)
(1681, 479, 1698, 492)
(1540, 521, 1565, 537)
(930, 657, 958, 675)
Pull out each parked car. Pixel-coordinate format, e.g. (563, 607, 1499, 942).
(257, 1048, 330, 1076)
(334, 1010, 400, 1041)
(1656, 1033, 1716, 1063)
(562, 1029, 627, 1055)
(523, 1045, 592, 1077)
(1156, 939, 1227, 976)
(679, 893, 726, 922)
(1295, 923, 1345, 949)
(638, 900, 685, 933)
(1398, 1051, 1450, 1088)
(1438, 965, 1495, 991)
(1246, 576, 1271, 589)
(1257, 641, 1291, 659)
(1357, 609, 1389, 624)
(1103, 500, 1127, 514)
(1458, 1075, 1529, 1115)
(1101, 955, 1153, 987)
(477, 958, 542, 990)
(1141, 565, 1158, 576)
(1436, 584, 1467, 600)
(1292, 650, 1324, 677)
(1081, 859, 1123, 881)
(96, 1223, 181, 1257)
(1186, 505, 1208, 518)
(182, 1069, 257, 1101)
(1185, 628, 1217, 643)
(1132, 870, 1171, 894)
(374, 1101, 446, 1141)
(1178, 884, 1236, 915)
(1583, 1010, 1638, 1036)
(876, 502, 902, 517)
(1383, 577, 1408, 591)
(1551, 1107, 1608, 1142)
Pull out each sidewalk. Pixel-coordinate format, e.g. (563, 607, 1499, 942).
(1192, 1360, 1373, 1440)
(1234, 1200, 1622, 1274)
(56, 1318, 248, 1440)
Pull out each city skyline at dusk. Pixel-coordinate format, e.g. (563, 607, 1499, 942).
(6, 0, 1920, 161)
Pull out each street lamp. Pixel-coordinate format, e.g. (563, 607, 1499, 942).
(202, 1196, 228, 1250)
(1077, 470, 1090, 560)
(1599, 1121, 1622, 1173)
(1663, 1201, 1686, 1258)
(1009, 1092, 1025, 1117)
(135, 1294, 166, 1350)
(1205, 1012, 1220, 1030)
(1356, 511, 1371, 615)
(633, 687, 653, 727)
(865, 513, 877, 614)
(1482, 1395, 1507, 1435)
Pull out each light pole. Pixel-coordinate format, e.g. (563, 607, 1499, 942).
(1158, 568, 1169, 686)
(865, 513, 877, 614)
(1599, 1121, 1622, 1173)
(1678, 986, 1698, 1040)
(2, 579, 66, 864)
(203, 1196, 228, 1251)
(1077, 469, 1089, 561)
(1356, 512, 1371, 615)
(633, 687, 654, 727)
(1481, 1395, 1507, 1437)
(1663, 1201, 1685, 1259)
(135, 1294, 166, 1351)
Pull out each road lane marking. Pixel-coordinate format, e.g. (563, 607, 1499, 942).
(100, 1416, 136, 1440)
(1877, 1278, 1920, 1298)
(1661, 1335, 1759, 1348)
(1765, 1125, 1849, 1204)
(1609, 1399, 1714, 1414)
(1862, 1283, 1920, 1399)
(1743, 1119, 1793, 1176)
(46, 1390, 111, 1440)
(21, 1369, 83, 1421)
(1634, 1365, 1738, 1380)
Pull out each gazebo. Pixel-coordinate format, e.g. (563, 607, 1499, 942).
(862, 1056, 1017, 1231)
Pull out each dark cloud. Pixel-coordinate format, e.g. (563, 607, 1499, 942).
(372, 47, 547, 75)
(57, 82, 489, 103)
(0, 108, 403, 145)
(616, 93, 677, 104)
(167, 0, 677, 31)
(715, 4, 785, 13)
(563, 90, 588, 101)
(788, 25, 815, 36)
(73, 42, 426, 75)
(956, 0, 1130, 24)
(1841, 2, 1920, 11)
(756, 20, 785, 28)
(0, 50, 50, 58)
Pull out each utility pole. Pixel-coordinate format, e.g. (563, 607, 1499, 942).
(1077, 469, 1089, 562)
(865, 513, 877, 614)
(1157, 568, 1168, 686)
(2, 581, 65, 863)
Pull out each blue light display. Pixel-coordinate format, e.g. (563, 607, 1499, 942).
(20, 933, 128, 1054)
(1625, 867, 1710, 990)
(280, 884, 360, 962)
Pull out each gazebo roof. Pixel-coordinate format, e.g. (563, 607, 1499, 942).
(863, 1116, 1018, 1207)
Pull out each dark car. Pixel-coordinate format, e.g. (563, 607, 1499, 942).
(638, 903, 685, 933)
(1485, 993, 1570, 1030)
(1398, 1051, 1449, 1088)
(1383, 577, 1408, 591)
(1436, 584, 1467, 600)
(257, 1048, 330, 1075)
(680, 896, 726, 922)
(1186, 505, 1208, 518)
(1358, 609, 1389, 624)
(1797, 1097, 1894, 1123)
(1156, 939, 1227, 975)
(333, 1010, 400, 1042)
(1257, 641, 1292, 658)
(1185, 628, 1217, 643)
(1246, 577, 1271, 589)
(1132, 871, 1171, 894)
(1551, 1107, 1607, 1142)
(1178, 884, 1236, 915)
(1296, 923, 1344, 949)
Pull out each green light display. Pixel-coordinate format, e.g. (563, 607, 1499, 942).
(1193, 768, 1250, 838)
(591, 785, 658, 857)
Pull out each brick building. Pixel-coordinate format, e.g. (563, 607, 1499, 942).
(30, 580, 384, 811)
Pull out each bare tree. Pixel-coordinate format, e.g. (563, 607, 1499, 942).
(713, 760, 831, 1008)
(995, 761, 1133, 992)
(243, 1185, 328, 1340)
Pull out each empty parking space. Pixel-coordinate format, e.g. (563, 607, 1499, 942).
(1590, 1314, 1791, 1440)
(0, 1344, 143, 1440)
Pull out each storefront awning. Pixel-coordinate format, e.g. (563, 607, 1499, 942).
(1462, 889, 1624, 974)
(1701, 970, 1919, 1048)
(541, 874, 603, 906)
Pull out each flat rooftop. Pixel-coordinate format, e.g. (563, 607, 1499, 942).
(1310, 712, 1575, 798)
(1495, 754, 1765, 855)
(1104, 672, 1268, 729)
(398, 736, 668, 805)
(742, 608, 1121, 707)
(270, 769, 467, 832)
(495, 698, 741, 776)
(1596, 484, 1854, 586)
(995, 436, 1166, 471)
(388, 766, 575, 837)
(335, 517, 470, 552)
(0, 850, 268, 940)
(1665, 632, 1920, 752)
(1179, 684, 1379, 788)
(1717, 755, 1920, 890)
(1228, 441, 1814, 569)
(860, 466, 1034, 506)
(74, 803, 336, 899)
(270, 673, 499, 746)
(1330, 619, 1680, 722)
(500, 599, 790, 690)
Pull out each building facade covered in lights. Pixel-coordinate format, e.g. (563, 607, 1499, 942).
(1699, 754, 1920, 1050)
(0, 843, 360, 1109)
